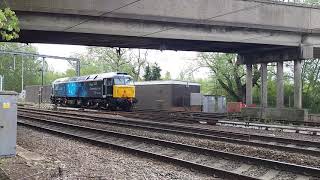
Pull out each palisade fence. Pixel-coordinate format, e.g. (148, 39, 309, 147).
(275, 0, 302, 2)
(271, 0, 319, 5)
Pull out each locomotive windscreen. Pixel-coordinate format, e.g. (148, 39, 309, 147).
(114, 77, 134, 85)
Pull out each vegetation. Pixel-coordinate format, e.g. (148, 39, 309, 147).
(143, 63, 162, 81)
(0, 8, 19, 41)
(163, 71, 172, 80)
(0, 43, 42, 92)
(304, 0, 320, 5)
(0, 45, 153, 92)
(190, 52, 320, 113)
(61, 47, 150, 81)
(197, 53, 261, 102)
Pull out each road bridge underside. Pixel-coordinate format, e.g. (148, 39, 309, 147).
(17, 30, 290, 54)
(12, 10, 320, 58)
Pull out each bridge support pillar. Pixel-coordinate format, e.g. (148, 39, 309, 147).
(261, 63, 268, 108)
(294, 60, 302, 109)
(246, 64, 253, 105)
(276, 62, 284, 108)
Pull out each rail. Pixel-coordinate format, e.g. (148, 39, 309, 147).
(18, 115, 320, 179)
(18, 108, 320, 157)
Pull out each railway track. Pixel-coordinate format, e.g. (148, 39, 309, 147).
(130, 109, 320, 127)
(0, 168, 9, 180)
(44, 106, 320, 135)
(18, 115, 320, 180)
(217, 120, 320, 135)
(18, 108, 320, 157)
(121, 112, 320, 135)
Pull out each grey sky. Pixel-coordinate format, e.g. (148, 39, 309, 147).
(33, 43, 210, 79)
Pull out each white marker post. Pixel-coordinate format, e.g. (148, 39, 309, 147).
(0, 75, 3, 91)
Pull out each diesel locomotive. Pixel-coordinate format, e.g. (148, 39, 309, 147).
(50, 72, 137, 111)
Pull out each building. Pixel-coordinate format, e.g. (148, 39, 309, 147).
(135, 81, 200, 110)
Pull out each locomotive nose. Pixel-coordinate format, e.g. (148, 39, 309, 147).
(113, 85, 135, 98)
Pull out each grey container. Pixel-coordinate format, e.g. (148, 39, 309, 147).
(202, 95, 227, 113)
(135, 81, 200, 110)
(0, 91, 18, 157)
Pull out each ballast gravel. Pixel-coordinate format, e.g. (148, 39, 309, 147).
(17, 126, 219, 180)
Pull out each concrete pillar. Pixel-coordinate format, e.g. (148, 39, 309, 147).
(276, 62, 284, 108)
(246, 64, 253, 105)
(294, 60, 302, 109)
(261, 63, 268, 108)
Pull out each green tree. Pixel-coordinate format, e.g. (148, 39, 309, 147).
(151, 63, 161, 80)
(143, 64, 152, 81)
(44, 70, 66, 85)
(0, 43, 41, 92)
(72, 47, 148, 80)
(130, 50, 148, 81)
(143, 63, 162, 81)
(0, 8, 20, 41)
(304, 0, 320, 5)
(163, 71, 172, 80)
(300, 59, 320, 112)
(177, 66, 196, 82)
(197, 53, 260, 102)
(85, 47, 131, 73)
(197, 77, 226, 96)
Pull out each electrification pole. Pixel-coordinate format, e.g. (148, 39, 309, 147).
(21, 56, 24, 92)
(40, 57, 45, 104)
(0, 75, 3, 91)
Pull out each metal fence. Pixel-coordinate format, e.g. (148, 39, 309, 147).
(274, 0, 303, 2)
(270, 0, 319, 5)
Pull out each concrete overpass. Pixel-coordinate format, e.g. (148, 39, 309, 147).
(3, 0, 320, 113)
(3, 0, 320, 61)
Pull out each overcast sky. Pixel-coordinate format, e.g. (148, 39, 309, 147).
(33, 43, 210, 80)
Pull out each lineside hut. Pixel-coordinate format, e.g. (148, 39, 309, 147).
(134, 81, 200, 111)
(25, 85, 51, 104)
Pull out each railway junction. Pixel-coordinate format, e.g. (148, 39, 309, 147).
(2, 0, 320, 179)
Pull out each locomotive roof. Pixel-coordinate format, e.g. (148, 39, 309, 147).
(53, 72, 132, 84)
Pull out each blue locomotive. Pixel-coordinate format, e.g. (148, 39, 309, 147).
(51, 72, 137, 111)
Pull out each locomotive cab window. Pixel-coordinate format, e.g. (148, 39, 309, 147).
(106, 78, 113, 86)
(114, 77, 134, 85)
(106, 78, 113, 95)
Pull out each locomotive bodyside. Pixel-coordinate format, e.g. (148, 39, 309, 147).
(51, 72, 136, 111)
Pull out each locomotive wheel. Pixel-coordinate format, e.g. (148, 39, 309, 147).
(122, 104, 133, 112)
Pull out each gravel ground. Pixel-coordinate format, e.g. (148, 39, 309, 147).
(242, 166, 269, 177)
(22, 114, 320, 169)
(17, 126, 220, 180)
(0, 154, 60, 179)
